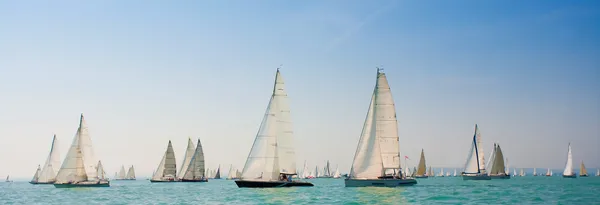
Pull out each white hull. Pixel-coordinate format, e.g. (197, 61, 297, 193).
(344, 178, 417, 187)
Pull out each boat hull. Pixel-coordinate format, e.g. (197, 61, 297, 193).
(150, 179, 177, 183)
(344, 178, 417, 187)
(415, 175, 429, 178)
(235, 180, 314, 188)
(462, 175, 491, 180)
(29, 181, 55, 185)
(563, 175, 577, 178)
(490, 174, 511, 179)
(54, 181, 110, 188)
(580, 174, 588, 177)
(180, 179, 208, 182)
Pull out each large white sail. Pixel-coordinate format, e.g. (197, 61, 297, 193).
(486, 144, 496, 172)
(333, 166, 341, 178)
(152, 140, 177, 180)
(463, 125, 481, 174)
(118, 165, 126, 179)
(475, 125, 486, 173)
(177, 138, 196, 179)
(55, 114, 100, 183)
(563, 143, 573, 176)
(37, 135, 61, 183)
(183, 139, 206, 180)
(272, 71, 296, 175)
(490, 144, 506, 175)
(126, 166, 136, 179)
(77, 115, 98, 180)
(350, 70, 402, 179)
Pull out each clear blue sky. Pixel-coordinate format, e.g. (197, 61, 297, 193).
(1, 0, 599, 178)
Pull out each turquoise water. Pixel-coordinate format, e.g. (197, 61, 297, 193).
(1, 177, 599, 204)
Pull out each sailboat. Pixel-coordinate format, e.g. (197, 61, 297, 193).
(314, 166, 321, 178)
(519, 169, 525, 177)
(30, 165, 42, 184)
(488, 143, 510, 179)
(31, 135, 62, 184)
(301, 161, 310, 179)
(5, 175, 12, 183)
(595, 169, 599, 177)
(345, 68, 417, 187)
(333, 166, 341, 178)
(562, 143, 576, 178)
(227, 165, 236, 180)
(177, 138, 195, 180)
(415, 149, 428, 178)
(235, 68, 313, 188)
(214, 166, 221, 179)
(115, 165, 126, 180)
(513, 169, 517, 177)
(438, 168, 445, 177)
(54, 114, 110, 188)
(462, 124, 491, 180)
(579, 161, 588, 177)
(150, 140, 177, 182)
(318, 161, 333, 178)
(125, 165, 136, 180)
(180, 139, 208, 182)
(533, 168, 537, 176)
(453, 169, 457, 177)
(428, 166, 435, 177)
(545, 168, 552, 176)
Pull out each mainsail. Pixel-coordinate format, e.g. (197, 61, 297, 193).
(182, 139, 206, 180)
(416, 149, 427, 176)
(55, 114, 100, 183)
(240, 69, 297, 181)
(97, 161, 106, 180)
(463, 124, 484, 174)
(31, 165, 41, 182)
(324, 161, 331, 177)
(152, 140, 177, 180)
(126, 165, 136, 180)
(118, 165, 126, 179)
(580, 161, 587, 176)
(563, 143, 573, 176)
(214, 166, 221, 179)
(37, 135, 61, 183)
(177, 138, 196, 179)
(489, 144, 506, 175)
(349, 69, 402, 179)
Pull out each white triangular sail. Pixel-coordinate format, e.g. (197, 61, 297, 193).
(333, 166, 341, 178)
(227, 165, 235, 179)
(463, 125, 482, 174)
(533, 168, 537, 176)
(563, 143, 573, 176)
(519, 169, 525, 176)
(183, 139, 206, 180)
(126, 165, 136, 179)
(31, 165, 41, 182)
(272, 71, 297, 175)
(152, 140, 177, 180)
(489, 144, 507, 175)
(486, 144, 496, 172)
(177, 138, 196, 179)
(301, 161, 309, 179)
(546, 168, 551, 176)
(37, 135, 61, 183)
(97, 161, 106, 180)
(350, 69, 402, 179)
(324, 161, 331, 177)
(55, 114, 101, 183)
(453, 169, 457, 177)
(118, 165, 126, 179)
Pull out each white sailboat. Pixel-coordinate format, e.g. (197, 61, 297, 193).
(54, 114, 109, 188)
(333, 166, 341, 178)
(301, 161, 310, 179)
(345, 68, 417, 187)
(125, 165, 136, 180)
(533, 168, 537, 176)
(115, 165, 126, 180)
(438, 168, 445, 177)
(488, 143, 510, 179)
(595, 169, 599, 177)
(150, 140, 177, 182)
(30, 165, 42, 184)
(227, 165, 237, 180)
(519, 169, 525, 177)
(31, 135, 61, 184)
(562, 143, 576, 178)
(181, 139, 207, 182)
(177, 138, 195, 180)
(5, 175, 12, 183)
(235, 68, 313, 188)
(319, 160, 333, 178)
(545, 168, 551, 176)
(97, 161, 107, 181)
(513, 169, 517, 177)
(453, 169, 457, 177)
(462, 124, 491, 180)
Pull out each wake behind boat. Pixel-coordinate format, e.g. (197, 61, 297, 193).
(150, 140, 178, 182)
(235, 68, 313, 188)
(462, 124, 491, 180)
(345, 68, 416, 187)
(53, 114, 110, 188)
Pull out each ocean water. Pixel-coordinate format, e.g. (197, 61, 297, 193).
(1, 177, 599, 205)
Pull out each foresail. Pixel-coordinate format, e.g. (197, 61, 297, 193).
(349, 92, 383, 179)
(416, 149, 427, 176)
(580, 161, 587, 175)
(97, 161, 106, 180)
(38, 135, 60, 183)
(78, 114, 98, 180)
(152, 150, 167, 180)
(273, 70, 296, 174)
(55, 127, 82, 183)
(164, 141, 177, 177)
(475, 125, 485, 172)
(374, 72, 401, 170)
(31, 165, 41, 182)
(486, 144, 496, 172)
(491, 144, 506, 174)
(183, 139, 205, 180)
(463, 130, 479, 174)
(241, 95, 280, 181)
(177, 138, 196, 179)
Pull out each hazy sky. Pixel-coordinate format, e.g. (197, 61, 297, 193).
(1, 0, 599, 179)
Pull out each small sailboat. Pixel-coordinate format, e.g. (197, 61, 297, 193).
(513, 169, 517, 177)
(550, 170, 553, 176)
(428, 166, 435, 177)
(453, 169, 457, 177)
(150, 140, 178, 182)
(235, 68, 313, 188)
(345, 68, 417, 187)
(115, 165, 126, 180)
(214, 165, 221, 179)
(180, 139, 208, 182)
(462, 124, 491, 180)
(31, 135, 61, 184)
(562, 143, 576, 178)
(533, 168, 537, 176)
(301, 161, 310, 179)
(415, 149, 428, 178)
(438, 168, 445, 177)
(318, 161, 333, 178)
(5, 175, 12, 183)
(54, 114, 110, 188)
(579, 161, 588, 177)
(333, 166, 341, 178)
(545, 168, 552, 176)
(227, 165, 237, 180)
(519, 169, 525, 177)
(488, 143, 510, 179)
(177, 138, 195, 180)
(97, 161, 108, 182)
(595, 169, 599, 177)
(30, 165, 42, 184)
(126, 166, 136, 180)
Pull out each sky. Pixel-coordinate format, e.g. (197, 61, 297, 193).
(1, 0, 599, 179)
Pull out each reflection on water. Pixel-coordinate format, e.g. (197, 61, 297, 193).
(354, 187, 408, 204)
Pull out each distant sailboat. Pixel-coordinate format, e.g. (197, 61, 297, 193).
(150, 140, 177, 182)
(595, 169, 599, 177)
(115, 165, 126, 180)
(415, 149, 428, 178)
(453, 169, 457, 177)
(428, 166, 435, 177)
(227, 165, 236, 180)
(54, 114, 110, 188)
(126, 166, 136, 180)
(519, 169, 525, 177)
(488, 143, 510, 179)
(533, 168, 537, 176)
(550, 170, 553, 176)
(318, 161, 333, 178)
(462, 124, 491, 180)
(301, 161, 310, 179)
(579, 161, 588, 177)
(235, 68, 313, 188)
(513, 169, 517, 177)
(31, 135, 61, 184)
(97, 161, 108, 181)
(30, 165, 42, 184)
(333, 166, 341, 179)
(180, 139, 208, 182)
(345, 68, 417, 187)
(177, 138, 195, 180)
(562, 143, 576, 178)
(545, 168, 551, 176)
(214, 166, 221, 179)
(5, 175, 12, 183)
(438, 168, 445, 177)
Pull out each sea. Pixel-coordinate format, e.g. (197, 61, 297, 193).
(1, 177, 599, 205)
